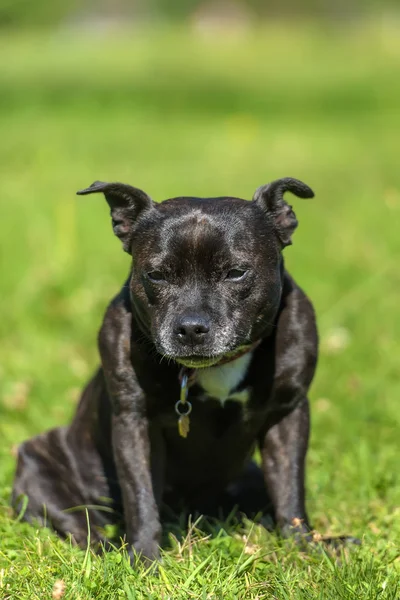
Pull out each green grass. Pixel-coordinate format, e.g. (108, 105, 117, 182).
(0, 21, 400, 599)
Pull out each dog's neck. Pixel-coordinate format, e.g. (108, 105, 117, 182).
(179, 341, 260, 405)
(197, 352, 254, 405)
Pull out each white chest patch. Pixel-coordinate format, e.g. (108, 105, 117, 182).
(196, 351, 253, 406)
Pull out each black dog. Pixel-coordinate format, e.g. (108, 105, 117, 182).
(12, 177, 350, 564)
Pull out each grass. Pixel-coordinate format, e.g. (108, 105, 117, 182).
(0, 20, 400, 599)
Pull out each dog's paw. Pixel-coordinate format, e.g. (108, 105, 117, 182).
(280, 518, 310, 543)
(314, 534, 361, 549)
(295, 532, 361, 557)
(280, 520, 361, 553)
(127, 541, 160, 569)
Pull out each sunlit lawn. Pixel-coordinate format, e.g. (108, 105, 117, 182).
(0, 22, 399, 599)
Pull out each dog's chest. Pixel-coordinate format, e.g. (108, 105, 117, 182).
(196, 352, 253, 405)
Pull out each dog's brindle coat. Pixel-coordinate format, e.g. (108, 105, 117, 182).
(13, 177, 330, 564)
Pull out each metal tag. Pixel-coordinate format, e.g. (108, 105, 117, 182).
(178, 414, 190, 438)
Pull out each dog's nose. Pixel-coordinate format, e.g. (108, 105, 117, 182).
(174, 315, 210, 346)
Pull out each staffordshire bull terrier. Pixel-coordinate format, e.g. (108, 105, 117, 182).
(12, 177, 352, 564)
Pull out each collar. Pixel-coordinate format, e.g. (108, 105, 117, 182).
(178, 339, 261, 387)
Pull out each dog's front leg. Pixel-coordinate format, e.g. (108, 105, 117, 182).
(112, 412, 161, 564)
(99, 297, 162, 565)
(260, 396, 310, 538)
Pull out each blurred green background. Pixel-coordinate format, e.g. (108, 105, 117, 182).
(0, 1, 399, 598)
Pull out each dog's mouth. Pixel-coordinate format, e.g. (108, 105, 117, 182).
(174, 355, 222, 368)
(170, 343, 259, 369)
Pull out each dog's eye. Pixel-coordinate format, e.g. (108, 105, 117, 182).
(226, 268, 247, 281)
(147, 271, 166, 283)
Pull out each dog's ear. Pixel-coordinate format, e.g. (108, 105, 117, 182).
(252, 177, 314, 247)
(77, 181, 154, 253)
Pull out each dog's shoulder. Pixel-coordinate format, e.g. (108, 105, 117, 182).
(98, 276, 133, 349)
(280, 270, 318, 339)
(273, 269, 318, 397)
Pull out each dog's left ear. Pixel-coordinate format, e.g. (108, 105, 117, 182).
(77, 181, 154, 253)
(253, 177, 314, 247)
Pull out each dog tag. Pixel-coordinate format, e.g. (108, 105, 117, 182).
(178, 414, 190, 438)
(175, 396, 192, 439)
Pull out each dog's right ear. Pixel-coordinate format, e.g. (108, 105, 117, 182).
(77, 181, 154, 253)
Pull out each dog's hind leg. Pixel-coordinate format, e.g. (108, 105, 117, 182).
(12, 426, 118, 546)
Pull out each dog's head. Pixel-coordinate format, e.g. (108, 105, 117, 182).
(77, 178, 313, 367)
